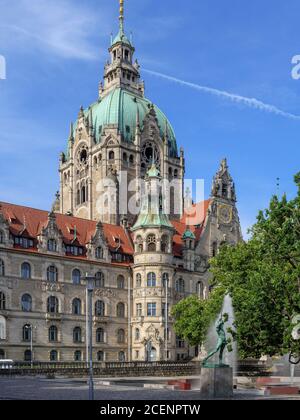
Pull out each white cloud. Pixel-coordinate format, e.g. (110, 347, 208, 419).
(144, 69, 300, 121)
(0, 0, 109, 60)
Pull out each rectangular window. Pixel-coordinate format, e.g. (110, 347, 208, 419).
(147, 303, 156, 317)
(176, 336, 185, 348)
(136, 303, 142, 317)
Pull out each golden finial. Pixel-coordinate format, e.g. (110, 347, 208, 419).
(119, 0, 124, 32)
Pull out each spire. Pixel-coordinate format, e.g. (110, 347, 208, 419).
(211, 158, 236, 202)
(119, 0, 124, 33)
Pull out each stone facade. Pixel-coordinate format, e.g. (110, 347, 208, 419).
(0, 4, 242, 363)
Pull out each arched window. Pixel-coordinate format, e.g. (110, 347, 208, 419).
(72, 269, 81, 285)
(23, 324, 32, 342)
(117, 275, 125, 289)
(147, 272, 156, 287)
(21, 294, 32, 312)
(147, 235, 156, 252)
(77, 188, 80, 205)
(24, 350, 32, 362)
(123, 153, 128, 163)
(162, 273, 169, 288)
(196, 281, 204, 299)
(81, 185, 86, 203)
(176, 278, 185, 293)
(161, 235, 169, 253)
(95, 300, 105, 317)
(117, 329, 125, 344)
(21, 262, 31, 280)
(129, 155, 134, 165)
(47, 239, 57, 252)
(49, 326, 58, 342)
(96, 328, 105, 343)
(135, 328, 140, 341)
(174, 169, 178, 178)
(74, 350, 82, 362)
(95, 272, 105, 288)
(0, 349, 5, 359)
(50, 350, 58, 362)
(136, 273, 142, 288)
(0, 316, 6, 340)
(47, 296, 59, 314)
(0, 292, 5, 310)
(97, 351, 104, 362)
(95, 247, 104, 259)
(116, 303, 125, 318)
(0, 260, 4, 277)
(72, 298, 81, 315)
(47, 266, 58, 283)
(108, 151, 115, 161)
(0, 231, 4, 244)
(136, 236, 143, 253)
(73, 327, 82, 343)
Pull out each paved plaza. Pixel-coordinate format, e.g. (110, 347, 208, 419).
(0, 377, 299, 400)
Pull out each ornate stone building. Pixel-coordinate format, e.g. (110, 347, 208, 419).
(0, 2, 242, 363)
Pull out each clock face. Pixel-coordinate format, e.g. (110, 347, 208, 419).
(218, 205, 232, 224)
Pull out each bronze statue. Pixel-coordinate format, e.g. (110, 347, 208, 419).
(202, 314, 229, 368)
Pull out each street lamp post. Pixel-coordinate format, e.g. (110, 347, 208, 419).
(83, 273, 95, 401)
(25, 325, 34, 368)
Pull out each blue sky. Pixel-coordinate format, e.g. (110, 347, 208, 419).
(0, 0, 299, 236)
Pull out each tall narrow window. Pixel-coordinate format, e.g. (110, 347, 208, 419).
(49, 326, 58, 342)
(95, 272, 105, 288)
(47, 296, 59, 314)
(23, 324, 32, 342)
(147, 235, 156, 252)
(0, 231, 4, 244)
(47, 266, 58, 283)
(135, 328, 140, 341)
(196, 281, 204, 299)
(72, 298, 81, 315)
(95, 247, 104, 259)
(175, 278, 185, 293)
(136, 273, 142, 288)
(147, 303, 156, 317)
(21, 262, 31, 280)
(72, 269, 81, 285)
(96, 328, 105, 343)
(147, 272, 156, 287)
(0, 316, 6, 340)
(117, 303, 125, 318)
(24, 350, 32, 362)
(47, 239, 57, 252)
(162, 273, 169, 288)
(95, 300, 105, 317)
(50, 350, 58, 362)
(117, 329, 125, 344)
(97, 351, 104, 362)
(118, 351, 125, 362)
(21, 294, 32, 312)
(0, 292, 5, 310)
(73, 327, 82, 343)
(117, 275, 125, 289)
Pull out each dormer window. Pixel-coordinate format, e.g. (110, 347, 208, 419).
(47, 239, 57, 252)
(14, 236, 34, 249)
(65, 245, 84, 256)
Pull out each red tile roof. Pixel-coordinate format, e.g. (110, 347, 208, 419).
(0, 200, 211, 259)
(0, 202, 134, 255)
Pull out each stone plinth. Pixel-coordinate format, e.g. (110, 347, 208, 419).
(200, 367, 233, 399)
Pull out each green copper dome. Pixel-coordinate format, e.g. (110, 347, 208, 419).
(182, 229, 196, 240)
(112, 29, 132, 47)
(69, 88, 177, 159)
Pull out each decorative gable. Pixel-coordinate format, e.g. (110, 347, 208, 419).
(86, 221, 111, 262)
(37, 212, 64, 254)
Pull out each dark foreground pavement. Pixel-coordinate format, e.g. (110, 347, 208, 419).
(0, 377, 299, 400)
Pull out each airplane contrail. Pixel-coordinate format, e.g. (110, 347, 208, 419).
(144, 69, 300, 121)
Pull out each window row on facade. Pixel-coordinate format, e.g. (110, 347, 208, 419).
(0, 348, 126, 363)
(0, 292, 126, 318)
(0, 261, 126, 288)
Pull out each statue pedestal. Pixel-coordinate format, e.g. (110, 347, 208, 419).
(200, 367, 233, 399)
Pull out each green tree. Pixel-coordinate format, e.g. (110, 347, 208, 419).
(172, 172, 300, 359)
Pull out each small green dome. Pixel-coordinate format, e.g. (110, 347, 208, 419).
(182, 229, 196, 240)
(70, 88, 178, 159)
(112, 29, 132, 47)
